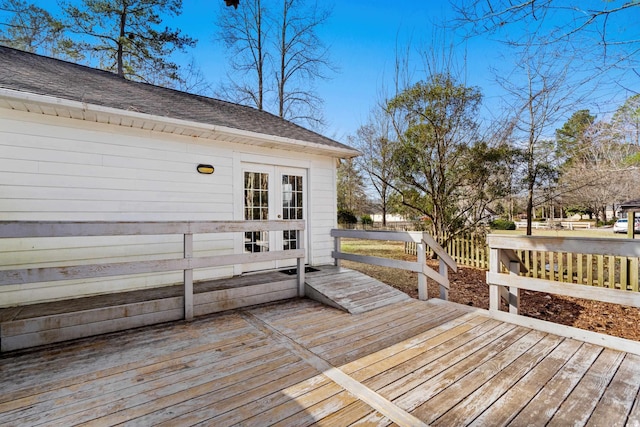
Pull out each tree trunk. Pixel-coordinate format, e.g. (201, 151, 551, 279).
(526, 181, 534, 236)
(117, 6, 126, 78)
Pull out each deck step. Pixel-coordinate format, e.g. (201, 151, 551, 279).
(304, 266, 412, 314)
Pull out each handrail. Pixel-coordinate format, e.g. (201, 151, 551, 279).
(486, 234, 640, 314)
(330, 229, 457, 300)
(0, 220, 306, 320)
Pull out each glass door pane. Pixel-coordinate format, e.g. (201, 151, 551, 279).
(244, 171, 269, 253)
(282, 174, 303, 250)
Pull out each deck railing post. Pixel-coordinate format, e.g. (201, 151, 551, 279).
(439, 259, 449, 300)
(508, 260, 520, 314)
(297, 230, 306, 297)
(417, 240, 427, 300)
(488, 247, 500, 311)
(184, 233, 194, 321)
(334, 235, 342, 268)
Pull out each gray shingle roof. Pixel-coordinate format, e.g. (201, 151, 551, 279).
(0, 46, 355, 153)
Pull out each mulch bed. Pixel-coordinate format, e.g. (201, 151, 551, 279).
(341, 258, 640, 342)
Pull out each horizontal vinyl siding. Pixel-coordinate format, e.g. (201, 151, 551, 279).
(0, 111, 238, 306)
(0, 109, 340, 306)
(309, 160, 337, 266)
(0, 114, 234, 221)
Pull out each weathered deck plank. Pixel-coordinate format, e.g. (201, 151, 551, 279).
(1, 297, 640, 426)
(507, 342, 604, 426)
(468, 338, 583, 426)
(586, 353, 640, 427)
(547, 348, 626, 426)
(439, 337, 580, 426)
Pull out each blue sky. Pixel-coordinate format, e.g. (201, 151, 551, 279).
(171, 0, 639, 143)
(174, 0, 503, 140)
(13, 1, 640, 143)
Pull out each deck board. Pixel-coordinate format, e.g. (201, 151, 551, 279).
(304, 266, 412, 314)
(547, 348, 625, 426)
(468, 338, 583, 426)
(507, 342, 604, 426)
(2, 297, 640, 426)
(586, 353, 640, 427)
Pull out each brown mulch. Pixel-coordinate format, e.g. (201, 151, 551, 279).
(341, 256, 640, 342)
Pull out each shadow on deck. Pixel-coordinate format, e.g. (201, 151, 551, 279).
(0, 265, 408, 352)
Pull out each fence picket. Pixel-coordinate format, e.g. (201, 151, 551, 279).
(578, 254, 584, 285)
(597, 255, 604, 287)
(608, 255, 615, 289)
(631, 258, 639, 292)
(404, 234, 639, 293)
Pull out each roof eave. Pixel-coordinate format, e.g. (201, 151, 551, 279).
(0, 88, 361, 159)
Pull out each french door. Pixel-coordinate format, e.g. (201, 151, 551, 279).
(242, 164, 307, 271)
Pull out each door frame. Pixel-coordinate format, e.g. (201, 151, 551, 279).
(237, 161, 309, 273)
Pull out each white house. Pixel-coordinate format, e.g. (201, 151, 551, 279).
(0, 46, 359, 308)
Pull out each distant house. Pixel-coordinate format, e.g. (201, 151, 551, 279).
(0, 46, 359, 307)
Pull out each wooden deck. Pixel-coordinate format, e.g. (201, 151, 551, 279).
(2, 297, 640, 426)
(0, 266, 407, 351)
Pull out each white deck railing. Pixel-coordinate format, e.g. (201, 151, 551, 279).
(331, 229, 457, 300)
(486, 235, 640, 314)
(0, 220, 306, 320)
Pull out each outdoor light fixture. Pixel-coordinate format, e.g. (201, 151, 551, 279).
(197, 164, 215, 174)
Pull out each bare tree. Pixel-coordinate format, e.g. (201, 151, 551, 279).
(216, 0, 268, 109)
(174, 56, 213, 95)
(496, 40, 593, 235)
(452, 0, 640, 94)
(350, 106, 396, 226)
(0, 0, 75, 58)
(216, 0, 335, 128)
(452, 1, 640, 51)
(560, 120, 640, 221)
(273, 0, 333, 128)
(337, 158, 368, 216)
(612, 94, 640, 145)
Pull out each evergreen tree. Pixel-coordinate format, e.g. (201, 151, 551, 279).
(62, 0, 196, 83)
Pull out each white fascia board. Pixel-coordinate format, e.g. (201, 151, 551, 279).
(0, 88, 361, 159)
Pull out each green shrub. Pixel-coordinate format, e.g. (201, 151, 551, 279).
(338, 209, 357, 224)
(361, 215, 373, 225)
(489, 219, 516, 230)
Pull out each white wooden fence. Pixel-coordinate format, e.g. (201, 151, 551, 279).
(331, 229, 457, 300)
(486, 235, 640, 314)
(514, 220, 593, 229)
(0, 220, 306, 320)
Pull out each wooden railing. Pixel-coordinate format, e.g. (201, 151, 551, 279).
(331, 229, 457, 300)
(486, 235, 640, 315)
(0, 220, 306, 320)
(408, 233, 640, 291)
(407, 235, 490, 269)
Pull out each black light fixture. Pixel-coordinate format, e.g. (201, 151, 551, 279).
(197, 164, 215, 174)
